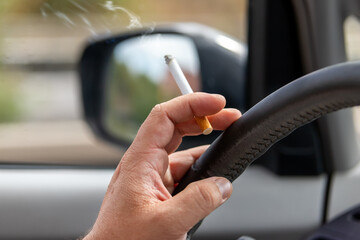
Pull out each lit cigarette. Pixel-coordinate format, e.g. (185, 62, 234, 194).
(164, 55, 213, 135)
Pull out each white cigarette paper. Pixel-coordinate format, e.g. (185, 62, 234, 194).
(164, 54, 213, 135)
(164, 55, 193, 94)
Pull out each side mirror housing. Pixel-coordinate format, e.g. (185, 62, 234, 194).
(79, 23, 247, 149)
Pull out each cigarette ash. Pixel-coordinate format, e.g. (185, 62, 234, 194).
(164, 55, 174, 65)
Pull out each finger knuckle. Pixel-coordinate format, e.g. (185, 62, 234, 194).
(151, 103, 162, 112)
(150, 103, 168, 119)
(191, 182, 220, 211)
(152, 103, 165, 113)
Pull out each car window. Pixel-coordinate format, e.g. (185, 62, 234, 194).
(0, 0, 247, 165)
(344, 15, 360, 141)
(344, 15, 360, 61)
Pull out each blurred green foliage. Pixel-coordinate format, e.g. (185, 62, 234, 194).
(0, 77, 20, 123)
(105, 61, 159, 142)
(0, 4, 20, 123)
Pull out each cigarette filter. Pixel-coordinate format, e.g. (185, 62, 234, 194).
(165, 55, 213, 135)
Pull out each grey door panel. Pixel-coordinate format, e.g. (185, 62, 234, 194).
(0, 166, 325, 239)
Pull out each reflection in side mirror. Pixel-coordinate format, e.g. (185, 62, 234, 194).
(80, 23, 248, 150)
(103, 34, 201, 142)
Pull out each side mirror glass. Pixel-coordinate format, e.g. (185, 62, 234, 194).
(103, 34, 201, 142)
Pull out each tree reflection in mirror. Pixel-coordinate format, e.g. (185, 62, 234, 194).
(103, 34, 201, 143)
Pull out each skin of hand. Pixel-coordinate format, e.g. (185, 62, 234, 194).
(84, 93, 242, 240)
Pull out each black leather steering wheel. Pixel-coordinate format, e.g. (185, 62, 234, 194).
(171, 61, 360, 239)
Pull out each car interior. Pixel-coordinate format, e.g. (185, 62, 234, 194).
(0, 0, 360, 240)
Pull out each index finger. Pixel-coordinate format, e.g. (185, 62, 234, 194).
(132, 93, 226, 151)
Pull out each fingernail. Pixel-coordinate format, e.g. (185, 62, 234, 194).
(226, 108, 242, 117)
(215, 178, 232, 200)
(212, 94, 225, 101)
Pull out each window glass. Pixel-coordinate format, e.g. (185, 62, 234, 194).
(344, 15, 360, 140)
(0, 0, 247, 164)
(344, 15, 360, 61)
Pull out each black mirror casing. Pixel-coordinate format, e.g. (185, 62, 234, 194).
(79, 23, 247, 149)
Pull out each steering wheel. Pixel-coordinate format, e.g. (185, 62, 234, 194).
(171, 61, 360, 239)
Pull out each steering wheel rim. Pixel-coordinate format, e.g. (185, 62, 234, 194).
(172, 61, 360, 239)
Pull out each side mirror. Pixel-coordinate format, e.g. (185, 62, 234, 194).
(79, 23, 247, 149)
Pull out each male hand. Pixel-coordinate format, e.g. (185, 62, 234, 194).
(84, 93, 241, 240)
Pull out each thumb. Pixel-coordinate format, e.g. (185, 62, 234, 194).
(165, 177, 232, 232)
